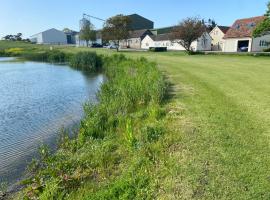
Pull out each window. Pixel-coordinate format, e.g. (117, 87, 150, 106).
(146, 43, 149, 47)
(234, 24, 240, 29)
(247, 22, 256, 29)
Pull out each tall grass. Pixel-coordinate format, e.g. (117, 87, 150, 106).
(20, 54, 167, 199)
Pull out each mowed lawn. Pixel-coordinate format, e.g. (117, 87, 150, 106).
(154, 54, 270, 199)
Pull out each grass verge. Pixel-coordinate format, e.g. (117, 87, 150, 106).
(15, 54, 167, 200)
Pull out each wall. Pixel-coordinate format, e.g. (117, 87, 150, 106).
(141, 35, 186, 51)
(252, 34, 270, 52)
(210, 27, 225, 51)
(42, 29, 67, 45)
(119, 38, 141, 49)
(191, 33, 212, 51)
(223, 37, 252, 52)
(142, 34, 211, 51)
(141, 35, 154, 49)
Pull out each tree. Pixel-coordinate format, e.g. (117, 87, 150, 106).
(2, 33, 22, 41)
(170, 17, 206, 54)
(265, 1, 270, 17)
(63, 28, 72, 33)
(80, 21, 96, 47)
(253, 1, 270, 37)
(15, 33, 22, 41)
(102, 14, 131, 51)
(206, 19, 217, 31)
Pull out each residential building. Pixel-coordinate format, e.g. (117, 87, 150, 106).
(141, 32, 212, 51)
(119, 29, 153, 49)
(210, 26, 230, 51)
(223, 16, 268, 52)
(30, 28, 67, 45)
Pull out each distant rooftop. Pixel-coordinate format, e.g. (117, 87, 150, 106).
(224, 16, 266, 39)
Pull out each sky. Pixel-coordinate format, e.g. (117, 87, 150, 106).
(0, 0, 268, 38)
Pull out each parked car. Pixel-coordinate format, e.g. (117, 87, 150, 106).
(91, 43, 103, 48)
(239, 46, 249, 52)
(107, 44, 119, 49)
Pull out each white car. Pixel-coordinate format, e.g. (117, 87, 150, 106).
(107, 44, 119, 49)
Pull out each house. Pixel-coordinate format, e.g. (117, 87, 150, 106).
(119, 29, 153, 49)
(210, 26, 230, 51)
(223, 16, 268, 52)
(128, 14, 154, 30)
(141, 32, 212, 51)
(30, 28, 67, 45)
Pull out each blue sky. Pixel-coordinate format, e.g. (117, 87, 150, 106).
(0, 0, 268, 38)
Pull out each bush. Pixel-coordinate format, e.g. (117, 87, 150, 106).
(263, 48, 270, 52)
(22, 50, 69, 63)
(70, 52, 102, 72)
(149, 47, 167, 52)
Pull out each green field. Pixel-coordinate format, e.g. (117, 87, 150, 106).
(1, 41, 270, 199)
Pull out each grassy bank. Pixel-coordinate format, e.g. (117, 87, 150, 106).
(2, 41, 270, 199)
(12, 53, 167, 199)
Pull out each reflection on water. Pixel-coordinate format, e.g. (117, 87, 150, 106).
(0, 59, 104, 186)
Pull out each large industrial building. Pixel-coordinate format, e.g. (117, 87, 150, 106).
(30, 28, 67, 45)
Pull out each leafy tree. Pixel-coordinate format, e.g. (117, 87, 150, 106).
(253, 1, 270, 37)
(102, 14, 131, 51)
(265, 1, 270, 17)
(170, 17, 206, 54)
(15, 33, 22, 41)
(206, 19, 217, 31)
(63, 28, 72, 33)
(2, 33, 22, 41)
(79, 21, 96, 47)
(253, 19, 270, 37)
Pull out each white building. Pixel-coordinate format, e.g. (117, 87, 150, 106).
(75, 31, 102, 47)
(30, 28, 67, 45)
(141, 32, 212, 51)
(223, 16, 269, 52)
(209, 26, 230, 51)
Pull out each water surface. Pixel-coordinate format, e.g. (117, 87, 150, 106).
(0, 59, 104, 186)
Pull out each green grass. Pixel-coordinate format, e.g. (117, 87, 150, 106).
(2, 41, 270, 199)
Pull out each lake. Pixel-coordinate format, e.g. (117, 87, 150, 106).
(0, 58, 104, 187)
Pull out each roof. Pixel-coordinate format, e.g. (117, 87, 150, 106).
(30, 28, 62, 37)
(129, 29, 152, 38)
(224, 16, 266, 39)
(151, 26, 175, 35)
(128, 14, 154, 23)
(217, 26, 230, 34)
(149, 33, 171, 41)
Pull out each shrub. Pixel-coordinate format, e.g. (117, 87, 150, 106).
(22, 50, 69, 63)
(149, 47, 167, 52)
(70, 52, 102, 72)
(5, 48, 24, 55)
(263, 48, 270, 52)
